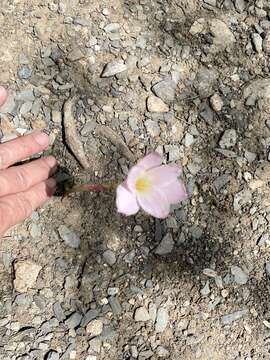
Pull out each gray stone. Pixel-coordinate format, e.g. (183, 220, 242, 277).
(194, 67, 218, 98)
(16, 89, 35, 102)
(221, 309, 248, 325)
(46, 351, 60, 360)
(233, 189, 252, 211)
(81, 121, 97, 136)
(231, 265, 249, 285)
(213, 174, 230, 191)
(265, 262, 270, 276)
(209, 19, 236, 53)
(81, 309, 100, 327)
(243, 79, 270, 101)
(73, 18, 91, 27)
(252, 33, 263, 53)
(123, 249, 136, 264)
(145, 119, 160, 137)
(219, 129, 237, 149)
(155, 308, 169, 333)
(263, 32, 270, 54)
(108, 296, 122, 315)
(58, 225, 80, 249)
(154, 233, 174, 255)
(18, 65, 32, 79)
(152, 80, 176, 103)
(199, 103, 214, 123)
(134, 307, 150, 322)
(148, 302, 157, 322)
(200, 281, 210, 296)
(103, 249, 116, 266)
(234, 0, 246, 12)
(101, 60, 127, 77)
(0, 93, 16, 114)
(202, 268, 217, 277)
(104, 23, 120, 33)
(53, 302, 65, 322)
(156, 346, 170, 358)
(67, 47, 85, 61)
(64, 312, 82, 329)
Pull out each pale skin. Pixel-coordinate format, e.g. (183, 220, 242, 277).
(0, 87, 57, 236)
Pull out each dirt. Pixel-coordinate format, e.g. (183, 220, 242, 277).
(1, 0, 270, 359)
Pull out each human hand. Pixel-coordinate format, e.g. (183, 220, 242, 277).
(0, 87, 57, 236)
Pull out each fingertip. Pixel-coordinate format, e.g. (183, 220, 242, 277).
(32, 131, 49, 148)
(45, 178, 57, 196)
(0, 86, 8, 107)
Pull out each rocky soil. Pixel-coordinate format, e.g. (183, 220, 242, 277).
(1, 0, 270, 359)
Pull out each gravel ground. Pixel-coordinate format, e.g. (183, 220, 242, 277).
(1, 0, 270, 359)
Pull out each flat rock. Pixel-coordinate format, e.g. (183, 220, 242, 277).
(152, 80, 176, 103)
(221, 309, 248, 325)
(154, 233, 174, 255)
(103, 249, 116, 266)
(134, 307, 150, 322)
(243, 79, 270, 101)
(0, 93, 16, 114)
(14, 260, 42, 293)
(194, 67, 218, 98)
(101, 60, 127, 77)
(147, 95, 169, 113)
(219, 129, 237, 149)
(58, 225, 80, 249)
(230, 265, 249, 285)
(209, 19, 236, 52)
(64, 312, 82, 329)
(155, 308, 169, 333)
(86, 319, 103, 336)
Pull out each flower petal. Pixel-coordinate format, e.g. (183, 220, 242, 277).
(116, 183, 139, 216)
(137, 152, 162, 170)
(126, 165, 145, 192)
(162, 179, 187, 204)
(137, 188, 170, 219)
(147, 164, 182, 187)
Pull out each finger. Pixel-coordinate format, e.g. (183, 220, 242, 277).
(0, 156, 58, 197)
(0, 131, 49, 170)
(0, 178, 56, 236)
(0, 86, 8, 107)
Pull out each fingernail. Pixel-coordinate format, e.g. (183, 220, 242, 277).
(33, 131, 49, 147)
(45, 156, 57, 168)
(46, 178, 56, 189)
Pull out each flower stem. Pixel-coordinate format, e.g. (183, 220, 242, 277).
(64, 182, 118, 196)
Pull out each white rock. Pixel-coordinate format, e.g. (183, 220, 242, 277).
(86, 319, 103, 336)
(210, 93, 223, 111)
(14, 260, 42, 293)
(155, 308, 169, 333)
(219, 129, 237, 149)
(147, 95, 169, 113)
(101, 60, 127, 77)
(134, 307, 150, 322)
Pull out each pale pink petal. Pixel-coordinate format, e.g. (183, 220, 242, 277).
(126, 165, 145, 192)
(116, 183, 139, 216)
(137, 188, 170, 219)
(137, 152, 162, 170)
(162, 179, 187, 204)
(147, 164, 182, 187)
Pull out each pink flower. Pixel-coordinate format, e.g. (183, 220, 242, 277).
(116, 153, 187, 219)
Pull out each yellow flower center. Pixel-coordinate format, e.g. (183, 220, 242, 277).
(135, 176, 152, 193)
